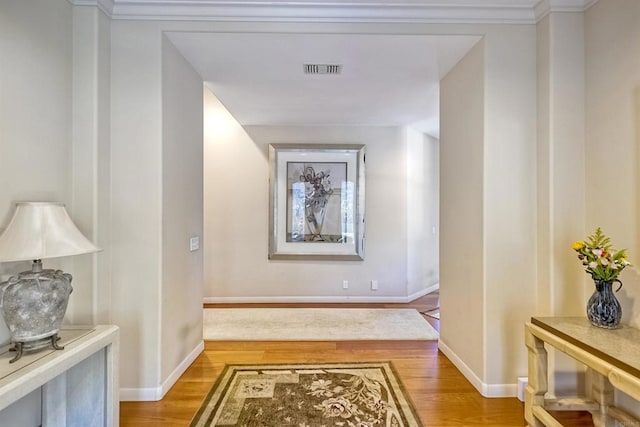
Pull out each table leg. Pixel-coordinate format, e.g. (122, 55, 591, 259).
(106, 333, 120, 427)
(589, 368, 615, 427)
(525, 324, 547, 427)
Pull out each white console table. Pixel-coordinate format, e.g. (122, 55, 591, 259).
(0, 325, 119, 427)
(525, 317, 640, 427)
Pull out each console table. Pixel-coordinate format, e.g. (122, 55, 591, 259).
(525, 317, 640, 427)
(0, 325, 119, 426)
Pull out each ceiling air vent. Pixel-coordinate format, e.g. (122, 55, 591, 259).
(304, 64, 342, 75)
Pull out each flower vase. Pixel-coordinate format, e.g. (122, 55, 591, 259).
(305, 194, 329, 241)
(586, 279, 622, 329)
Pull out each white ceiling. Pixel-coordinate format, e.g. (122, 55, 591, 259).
(94, 0, 594, 137)
(168, 32, 480, 137)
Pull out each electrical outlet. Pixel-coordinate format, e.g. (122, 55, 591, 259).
(189, 236, 200, 252)
(342, 280, 349, 289)
(371, 280, 378, 291)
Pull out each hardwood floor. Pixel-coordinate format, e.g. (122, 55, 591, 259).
(120, 293, 593, 426)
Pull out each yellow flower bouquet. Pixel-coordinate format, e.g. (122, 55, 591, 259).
(572, 227, 630, 282)
(573, 227, 631, 329)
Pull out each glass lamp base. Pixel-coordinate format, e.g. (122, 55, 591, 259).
(0, 262, 73, 363)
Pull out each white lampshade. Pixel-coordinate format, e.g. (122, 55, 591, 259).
(0, 202, 100, 263)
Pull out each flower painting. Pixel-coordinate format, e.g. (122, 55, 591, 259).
(286, 162, 348, 243)
(268, 144, 365, 260)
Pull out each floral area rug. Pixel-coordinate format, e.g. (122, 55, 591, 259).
(190, 361, 423, 427)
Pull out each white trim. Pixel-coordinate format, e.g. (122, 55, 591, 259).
(584, 0, 599, 10)
(108, 3, 537, 23)
(68, 0, 598, 23)
(66, 0, 600, 24)
(160, 341, 204, 398)
(204, 285, 438, 304)
(119, 387, 161, 402)
(69, 0, 115, 17)
(205, 295, 416, 304)
(438, 338, 516, 398)
(438, 338, 484, 395)
(484, 382, 517, 398)
(119, 341, 204, 401)
(534, 0, 598, 21)
(408, 282, 439, 302)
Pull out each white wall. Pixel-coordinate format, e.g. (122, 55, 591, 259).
(583, 0, 640, 414)
(203, 92, 416, 301)
(0, 0, 73, 340)
(110, 21, 207, 400)
(537, 12, 586, 318)
(95, 9, 113, 325)
(585, 0, 640, 326)
(536, 11, 586, 396)
(439, 39, 485, 384)
(69, 5, 112, 326)
(160, 35, 204, 389)
(111, 20, 164, 396)
(482, 25, 537, 391)
(0, 1, 73, 424)
(406, 128, 439, 296)
(439, 23, 537, 397)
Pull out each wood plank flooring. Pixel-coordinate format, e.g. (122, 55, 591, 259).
(120, 293, 594, 426)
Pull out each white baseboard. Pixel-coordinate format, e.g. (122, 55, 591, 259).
(120, 341, 204, 402)
(204, 284, 439, 304)
(437, 338, 516, 398)
(160, 340, 204, 398)
(517, 377, 528, 402)
(204, 295, 408, 303)
(408, 283, 439, 302)
(484, 382, 517, 398)
(120, 387, 161, 402)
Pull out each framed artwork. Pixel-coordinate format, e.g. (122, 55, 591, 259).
(268, 144, 365, 260)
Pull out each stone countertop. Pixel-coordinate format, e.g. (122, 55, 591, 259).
(531, 316, 640, 378)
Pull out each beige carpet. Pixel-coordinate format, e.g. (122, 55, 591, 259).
(190, 361, 423, 426)
(424, 309, 440, 320)
(203, 308, 438, 341)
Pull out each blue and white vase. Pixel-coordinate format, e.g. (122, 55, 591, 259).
(587, 279, 622, 329)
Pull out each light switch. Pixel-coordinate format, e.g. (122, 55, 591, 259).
(189, 236, 200, 252)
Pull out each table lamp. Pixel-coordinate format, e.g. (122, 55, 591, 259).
(0, 202, 100, 363)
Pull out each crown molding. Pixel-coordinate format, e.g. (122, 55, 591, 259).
(534, 0, 599, 21)
(109, 1, 537, 24)
(67, 0, 599, 24)
(68, 0, 115, 17)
